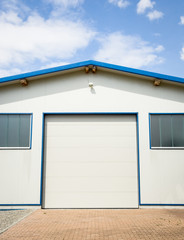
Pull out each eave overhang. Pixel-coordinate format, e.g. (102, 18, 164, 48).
(0, 60, 184, 86)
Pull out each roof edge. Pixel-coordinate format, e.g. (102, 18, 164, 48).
(0, 60, 184, 85)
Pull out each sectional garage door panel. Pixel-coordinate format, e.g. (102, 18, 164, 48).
(43, 115, 138, 208)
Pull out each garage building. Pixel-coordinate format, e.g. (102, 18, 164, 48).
(0, 60, 184, 208)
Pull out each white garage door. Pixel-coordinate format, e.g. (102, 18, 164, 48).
(43, 115, 138, 208)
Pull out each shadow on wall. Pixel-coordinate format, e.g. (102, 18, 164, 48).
(0, 70, 184, 105)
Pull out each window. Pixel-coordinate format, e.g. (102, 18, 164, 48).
(0, 114, 32, 149)
(150, 114, 184, 148)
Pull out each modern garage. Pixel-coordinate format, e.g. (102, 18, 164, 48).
(42, 114, 138, 208)
(0, 60, 184, 208)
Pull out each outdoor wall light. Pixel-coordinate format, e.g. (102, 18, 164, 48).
(89, 82, 94, 88)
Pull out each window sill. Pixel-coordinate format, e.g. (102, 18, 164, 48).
(0, 147, 31, 150)
(151, 147, 184, 150)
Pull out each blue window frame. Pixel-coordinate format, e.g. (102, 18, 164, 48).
(150, 114, 184, 149)
(0, 113, 32, 149)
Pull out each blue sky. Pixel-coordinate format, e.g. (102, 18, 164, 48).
(0, 0, 184, 78)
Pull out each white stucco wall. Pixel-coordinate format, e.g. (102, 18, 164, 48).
(0, 69, 184, 205)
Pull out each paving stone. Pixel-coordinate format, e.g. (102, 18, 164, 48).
(1, 209, 184, 239)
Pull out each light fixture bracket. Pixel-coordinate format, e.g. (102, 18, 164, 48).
(20, 79, 28, 86)
(84, 65, 97, 74)
(153, 79, 161, 86)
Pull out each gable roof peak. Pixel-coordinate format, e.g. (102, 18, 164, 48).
(0, 60, 183, 85)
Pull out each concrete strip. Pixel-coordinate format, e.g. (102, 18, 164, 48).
(0, 209, 35, 234)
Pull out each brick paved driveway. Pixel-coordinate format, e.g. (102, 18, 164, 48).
(0, 209, 184, 239)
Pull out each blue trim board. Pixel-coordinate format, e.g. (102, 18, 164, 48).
(0, 60, 184, 85)
(0, 113, 32, 114)
(43, 112, 138, 115)
(40, 112, 141, 208)
(30, 114, 33, 149)
(136, 114, 141, 205)
(0, 204, 40, 206)
(40, 113, 45, 206)
(140, 203, 184, 206)
(149, 113, 184, 115)
(149, 113, 152, 149)
(0, 209, 25, 211)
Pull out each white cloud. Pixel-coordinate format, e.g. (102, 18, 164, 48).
(0, 10, 22, 24)
(155, 45, 164, 52)
(46, 0, 84, 8)
(147, 10, 163, 20)
(0, 0, 95, 77)
(0, 68, 22, 78)
(137, 0, 164, 21)
(179, 16, 184, 25)
(153, 33, 161, 37)
(0, 0, 31, 17)
(137, 0, 155, 14)
(41, 61, 69, 69)
(94, 32, 164, 68)
(0, 11, 95, 72)
(108, 0, 130, 8)
(180, 47, 184, 61)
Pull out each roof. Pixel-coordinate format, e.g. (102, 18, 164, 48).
(0, 60, 184, 85)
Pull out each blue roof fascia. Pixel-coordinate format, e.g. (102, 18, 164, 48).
(0, 60, 184, 85)
(93, 60, 184, 84)
(0, 60, 92, 84)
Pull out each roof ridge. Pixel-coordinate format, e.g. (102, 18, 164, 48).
(0, 60, 184, 85)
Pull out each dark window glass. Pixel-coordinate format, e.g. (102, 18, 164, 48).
(0, 114, 31, 148)
(150, 114, 184, 148)
(172, 115, 184, 147)
(150, 115, 160, 147)
(160, 115, 172, 147)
